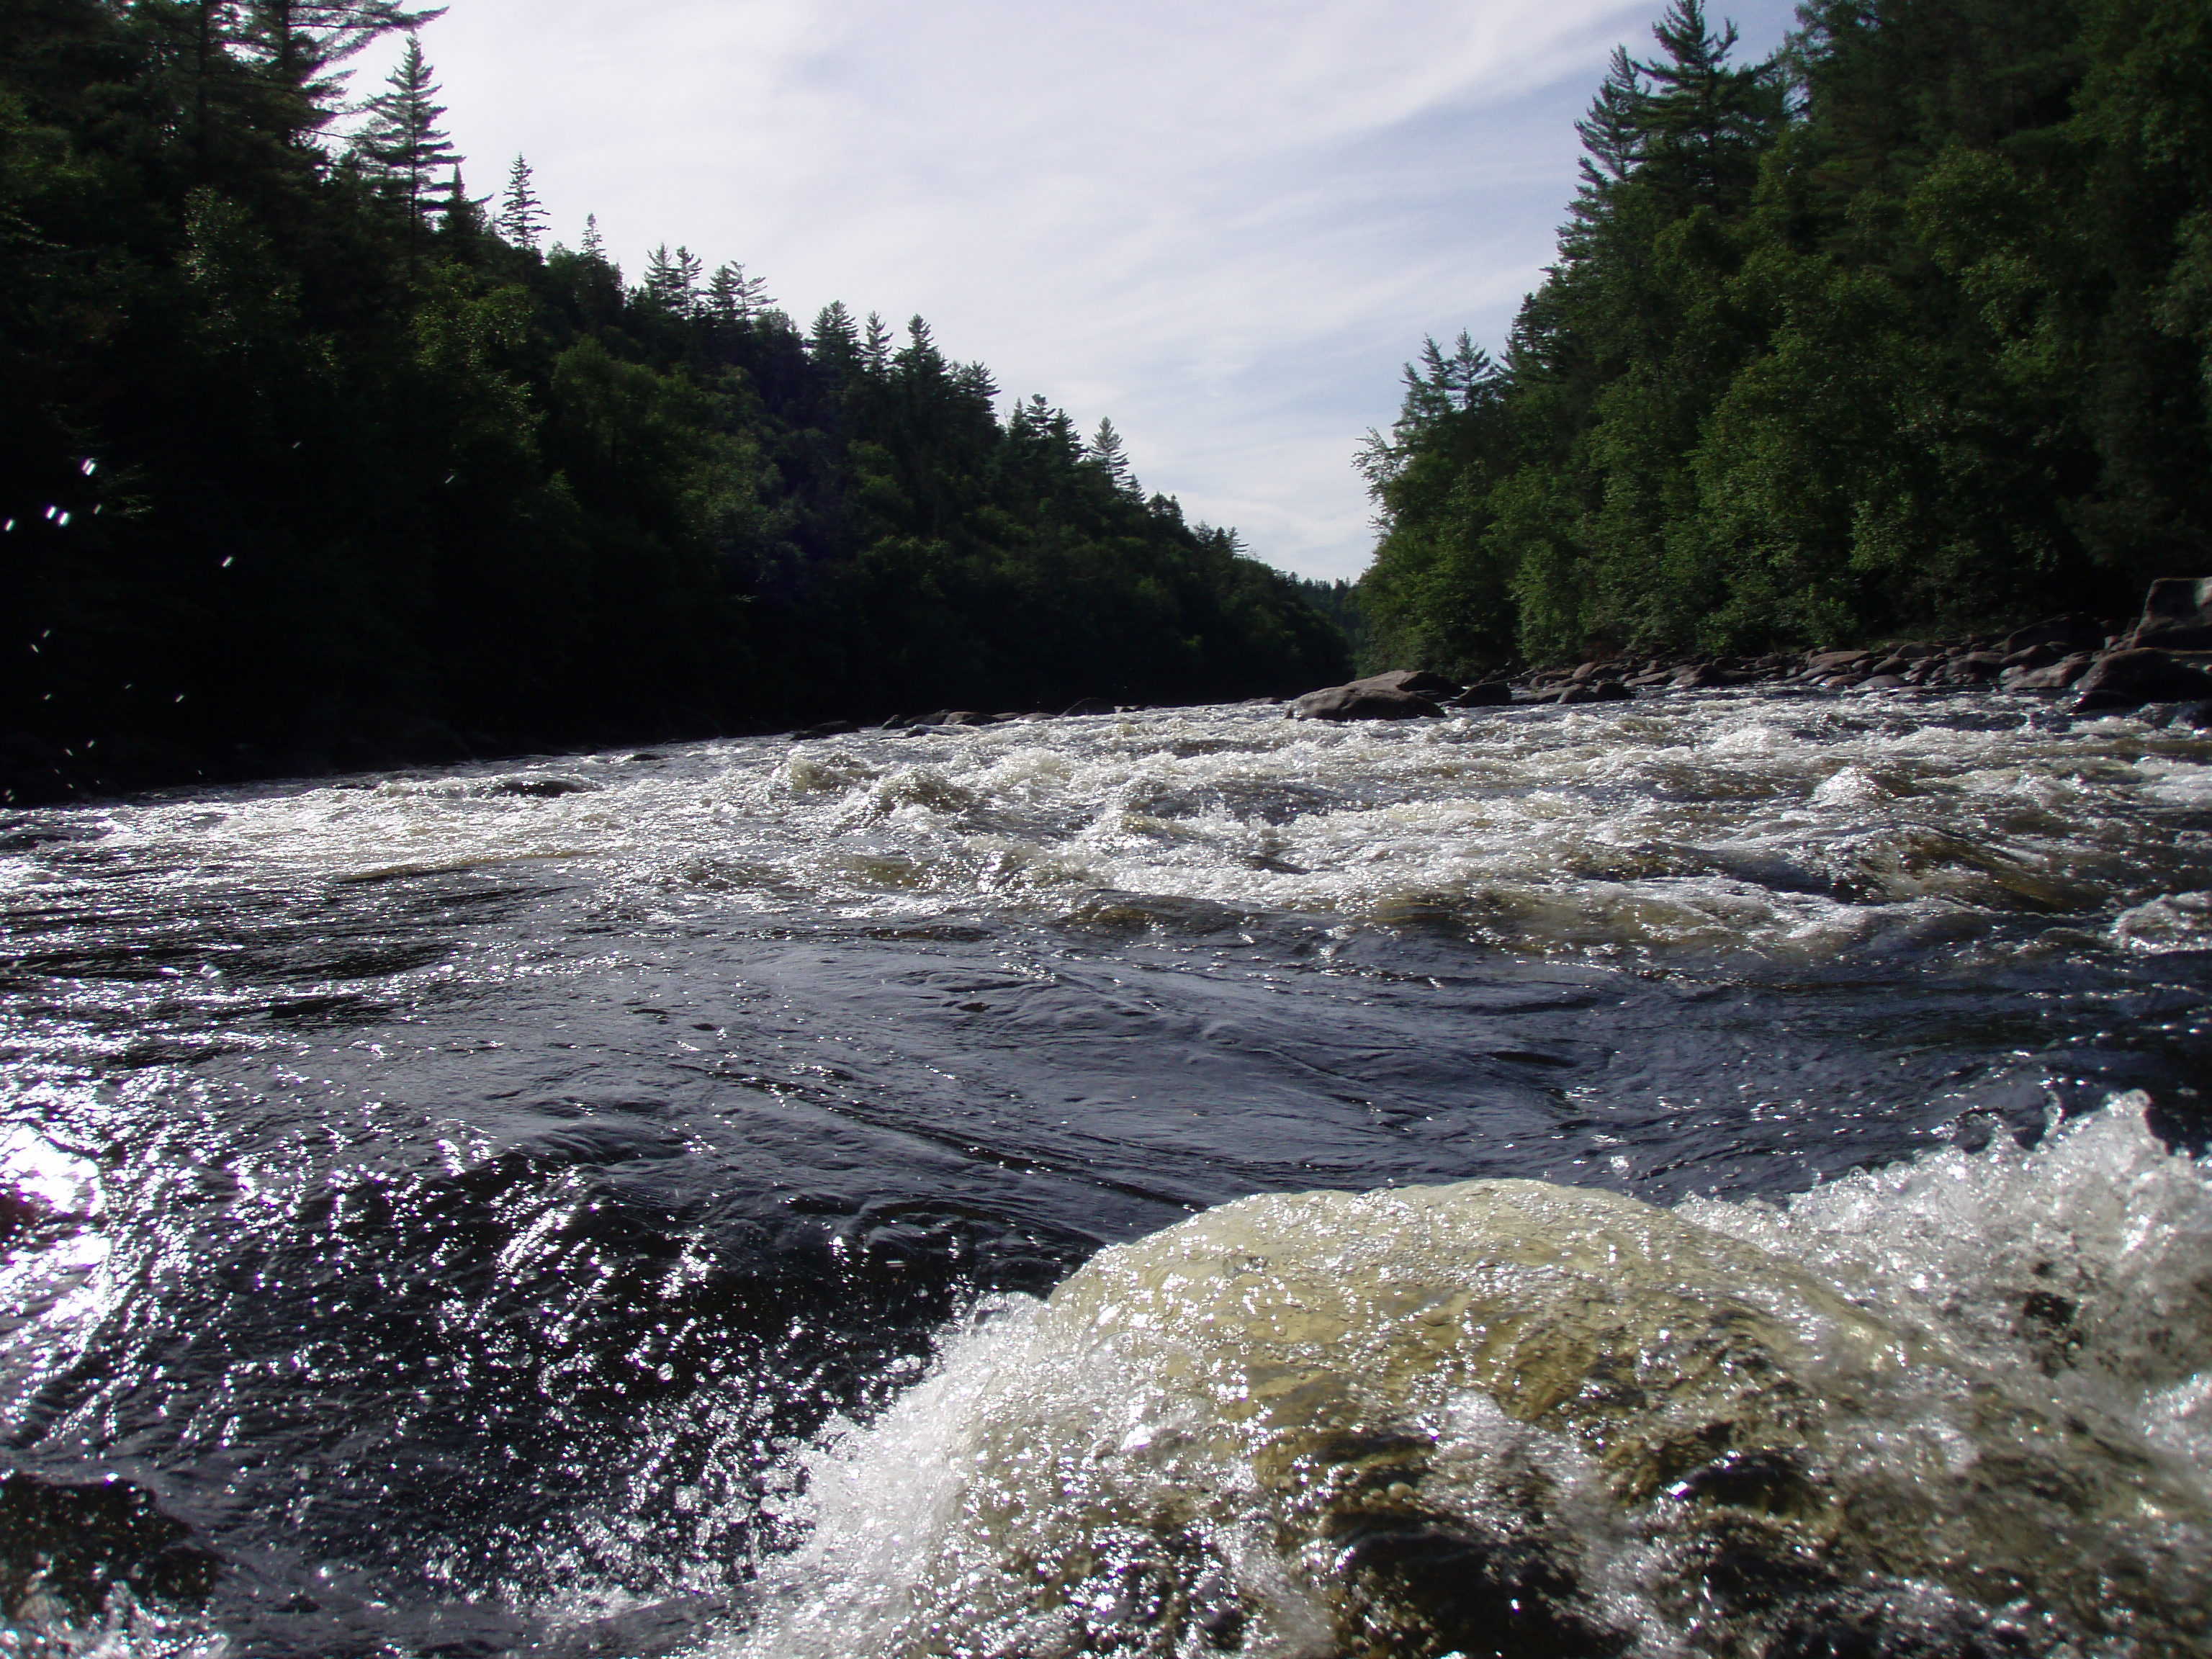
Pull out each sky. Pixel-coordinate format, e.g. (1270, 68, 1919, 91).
(365, 0, 1804, 583)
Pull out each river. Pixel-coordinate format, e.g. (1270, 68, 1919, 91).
(1, 688, 2208, 1657)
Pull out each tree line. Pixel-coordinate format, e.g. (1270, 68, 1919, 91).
(0, 1, 1346, 801)
(1357, 0, 2212, 675)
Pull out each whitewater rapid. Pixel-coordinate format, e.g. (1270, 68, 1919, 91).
(0, 686, 2207, 1656)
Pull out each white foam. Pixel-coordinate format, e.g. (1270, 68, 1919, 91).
(719, 1103, 2211, 1659)
(32, 699, 2203, 971)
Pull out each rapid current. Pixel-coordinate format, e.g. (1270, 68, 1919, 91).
(1, 688, 2209, 1657)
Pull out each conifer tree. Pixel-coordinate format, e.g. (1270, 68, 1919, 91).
(580, 212, 607, 261)
(246, 0, 445, 137)
(810, 302, 861, 374)
(706, 262, 770, 325)
(643, 243, 703, 315)
(1630, 0, 1784, 211)
(356, 36, 459, 256)
(1573, 48, 1647, 190)
(436, 164, 489, 240)
(1085, 417, 1137, 493)
(861, 311, 893, 376)
(497, 155, 547, 249)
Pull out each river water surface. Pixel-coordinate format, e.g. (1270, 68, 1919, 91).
(2, 689, 2209, 1657)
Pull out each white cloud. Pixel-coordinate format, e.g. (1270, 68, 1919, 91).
(380, 0, 1802, 580)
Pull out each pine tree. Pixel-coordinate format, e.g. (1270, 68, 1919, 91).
(809, 301, 861, 373)
(1631, 0, 1784, 212)
(1085, 417, 1138, 493)
(580, 212, 607, 261)
(1573, 48, 1647, 191)
(706, 262, 770, 325)
(246, 0, 445, 138)
(497, 155, 547, 249)
(355, 36, 459, 256)
(642, 243, 702, 315)
(861, 311, 893, 376)
(436, 164, 489, 240)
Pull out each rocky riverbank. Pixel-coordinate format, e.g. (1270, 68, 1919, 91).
(1290, 577, 2212, 725)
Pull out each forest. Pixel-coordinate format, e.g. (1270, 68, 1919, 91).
(1358, 0, 2212, 675)
(0, 1, 1348, 802)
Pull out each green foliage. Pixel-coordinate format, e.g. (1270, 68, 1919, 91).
(0, 2, 1342, 798)
(1359, 0, 2212, 667)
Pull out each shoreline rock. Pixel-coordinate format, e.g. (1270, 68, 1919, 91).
(1280, 585, 2212, 721)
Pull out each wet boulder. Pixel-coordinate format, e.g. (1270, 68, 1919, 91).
(2128, 577, 2212, 650)
(1673, 663, 1743, 689)
(2004, 614, 2110, 656)
(1804, 649, 1874, 676)
(1449, 681, 1514, 707)
(1941, 650, 2007, 683)
(488, 775, 598, 798)
(769, 1177, 2210, 1659)
(1290, 683, 1442, 721)
(1556, 680, 1632, 704)
(792, 720, 860, 741)
(2003, 652, 2095, 691)
(2071, 648, 2212, 711)
(1346, 669, 1462, 698)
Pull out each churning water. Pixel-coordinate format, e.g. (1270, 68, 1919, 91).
(1, 688, 2208, 1656)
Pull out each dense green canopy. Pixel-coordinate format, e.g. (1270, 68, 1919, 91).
(1359, 0, 2212, 674)
(0, 1, 1345, 800)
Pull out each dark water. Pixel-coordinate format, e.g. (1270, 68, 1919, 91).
(1, 691, 2209, 1655)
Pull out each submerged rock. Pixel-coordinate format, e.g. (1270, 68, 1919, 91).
(487, 775, 597, 797)
(747, 1165, 2210, 1659)
(1555, 680, 1631, 704)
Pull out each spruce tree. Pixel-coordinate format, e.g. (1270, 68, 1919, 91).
(497, 155, 547, 249)
(246, 0, 445, 138)
(640, 244, 703, 315)
(356, 36, 459, 258)
(706, 262, 770, 325)
(1085, 417, 1138, 493)
(809, 301, 861, 374)
(861, 311, 893, 376)
(1631, 0, 1784, 211)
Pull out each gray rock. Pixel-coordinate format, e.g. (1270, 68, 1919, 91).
(1673, 664, 1743, 688)
(1804, 648, 1874, 674)
(1344, 669, 1462, 698)
(2072, 648, 2212, 709)
(490, 775, 597, 797)
(2128, 578, 2212, 650)
(1449, 681, 1514, 707)
(2003, 652, 2095, 691)
(1290, 684, 1442, 721)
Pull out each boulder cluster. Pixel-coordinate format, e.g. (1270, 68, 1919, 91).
(1289, 577, 2212, 725)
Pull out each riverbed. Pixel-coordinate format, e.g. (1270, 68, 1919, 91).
(1, 688, 2208, 1656)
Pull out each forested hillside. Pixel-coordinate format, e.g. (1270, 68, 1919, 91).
(0, 1, 1346, 801)
(1359, 0, 2212, 675)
